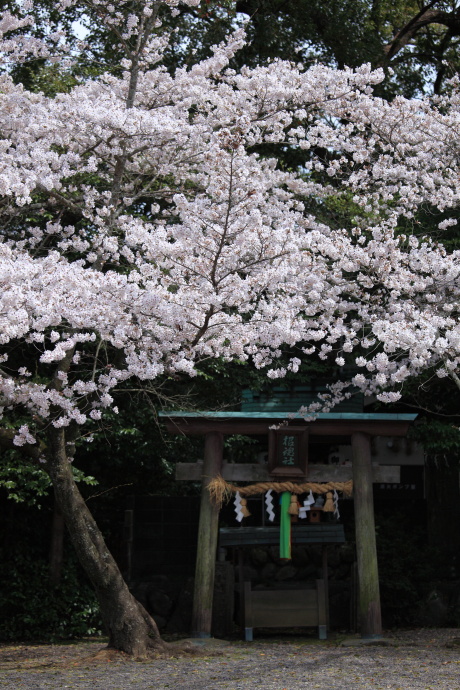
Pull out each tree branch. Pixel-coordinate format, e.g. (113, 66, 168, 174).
(382, 2, 460, 64)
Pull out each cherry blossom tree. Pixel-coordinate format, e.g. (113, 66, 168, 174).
(2, 0, 460, 655)
(290, 87, 460, 409)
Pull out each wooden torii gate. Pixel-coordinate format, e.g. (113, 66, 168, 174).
(159, 411, 417, 639)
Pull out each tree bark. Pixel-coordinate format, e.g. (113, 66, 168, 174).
(46, 427, 164, 656)
(49, 503, 65, 586)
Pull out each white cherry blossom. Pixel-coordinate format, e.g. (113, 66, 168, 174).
(1, 0, 460, 442)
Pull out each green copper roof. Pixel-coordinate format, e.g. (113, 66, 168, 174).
(158, 411, 417, 421)
(241, 386, 364, 414)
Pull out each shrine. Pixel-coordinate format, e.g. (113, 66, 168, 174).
(159, 391, 417, 640)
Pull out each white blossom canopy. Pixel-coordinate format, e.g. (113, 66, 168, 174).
(1, 0, 460, 446)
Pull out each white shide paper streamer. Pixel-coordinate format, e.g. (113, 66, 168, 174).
(234, 491, 244, 522)
(265, 489, 275, 522)
(299, 490, 316, 519)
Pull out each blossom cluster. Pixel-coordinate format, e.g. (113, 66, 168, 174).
(1, 0, 460, 444)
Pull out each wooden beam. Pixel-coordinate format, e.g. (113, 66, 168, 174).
(163, 419, 413, 437)
(176, 462, 400, 483)
(220, 525, 345, 547)
(310, 465, 399, 482)
(191, 432, 223, 638)
(352, 432, 382, 639)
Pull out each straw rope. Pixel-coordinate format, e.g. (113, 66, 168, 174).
(208, 475, 353, 509)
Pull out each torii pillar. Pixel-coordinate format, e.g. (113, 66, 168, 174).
(352, 432, 382, 638)
(191, 431, 223, 637)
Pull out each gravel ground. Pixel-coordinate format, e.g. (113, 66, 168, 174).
(1, 629, 460, 689)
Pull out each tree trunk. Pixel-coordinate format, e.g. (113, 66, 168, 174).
(49, 503, 65, 586)
(46, 427, 163, 656)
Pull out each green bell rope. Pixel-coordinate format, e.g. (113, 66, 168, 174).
(279, 491, 291, 560)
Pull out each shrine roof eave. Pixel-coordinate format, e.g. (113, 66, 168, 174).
(158, 411, 417, 437)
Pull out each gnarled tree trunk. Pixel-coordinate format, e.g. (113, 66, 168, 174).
(49, 503, 65, 586)
(47, 427, 164, 656)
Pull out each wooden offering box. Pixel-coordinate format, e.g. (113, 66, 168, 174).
(243, 579, 327, 641)
(220, 525, 345, 640)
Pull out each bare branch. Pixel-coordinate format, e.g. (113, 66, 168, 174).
(382, 2, 460, 65)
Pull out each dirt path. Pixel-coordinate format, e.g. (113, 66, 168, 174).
(1, 629, 459, 689)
